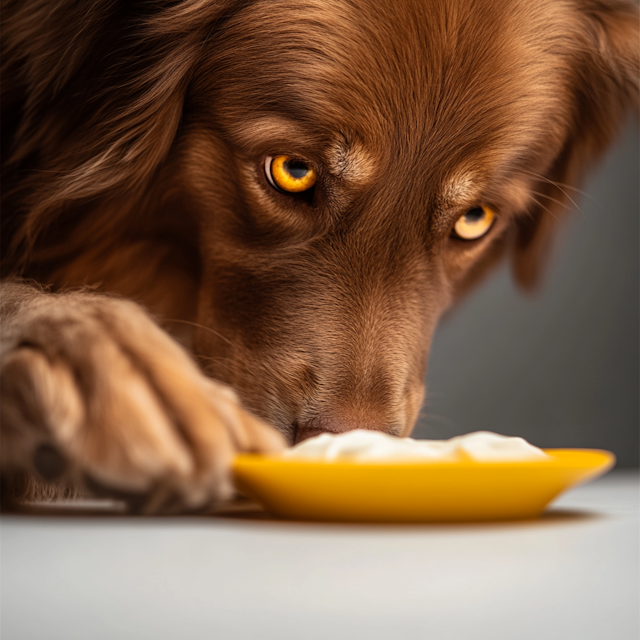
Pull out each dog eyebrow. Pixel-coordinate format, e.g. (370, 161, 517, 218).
(441, 169, 537, 216)
(229, 116, 316, 151)
(440, 171, 479, 208)
(327, 137, 375, 184)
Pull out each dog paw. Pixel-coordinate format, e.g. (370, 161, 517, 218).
(0, 293, 285, 513)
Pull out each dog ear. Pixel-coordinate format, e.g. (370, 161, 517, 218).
(513, 0, 639, 290)
(2, 0, 235, 259)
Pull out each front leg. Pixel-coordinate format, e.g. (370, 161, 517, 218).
(0, 282, 284, 513)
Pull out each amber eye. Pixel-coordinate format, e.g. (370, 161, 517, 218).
(453, 206, 496, 240)
(265, 155, 317, 193)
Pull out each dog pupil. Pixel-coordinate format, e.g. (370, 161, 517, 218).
(465, 207, 484, 223)
(285, 159, 309, 179)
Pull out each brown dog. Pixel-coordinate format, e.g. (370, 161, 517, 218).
(1, 0, 637, 512)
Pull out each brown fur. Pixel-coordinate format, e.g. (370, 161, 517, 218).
(1, 0, 637, 511)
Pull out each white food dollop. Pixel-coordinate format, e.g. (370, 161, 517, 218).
(283, 430, 548, 462)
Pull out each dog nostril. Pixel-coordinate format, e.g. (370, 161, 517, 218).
(33, 444, 67, 481)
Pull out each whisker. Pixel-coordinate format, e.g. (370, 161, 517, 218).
(519, 168, 588, 214)
(197, 354, 235, 363)
(196, 354, 236, 367)
(164, 318, 235, 348)
(520, 169, 592, 197)
(528, 196, 561, 223)
(529, 189, 574, 213)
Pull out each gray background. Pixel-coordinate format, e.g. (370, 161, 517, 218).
(415, 121, 639, 467)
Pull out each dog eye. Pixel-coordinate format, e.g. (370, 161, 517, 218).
(453, 206, 495, 240)
(265, 155, 317, 193)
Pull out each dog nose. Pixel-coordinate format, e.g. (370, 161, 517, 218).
(294, 415, 385, 444)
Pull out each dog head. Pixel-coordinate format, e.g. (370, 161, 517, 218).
(4, 0, 638, 443)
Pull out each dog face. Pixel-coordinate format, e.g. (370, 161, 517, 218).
(163, 0, 637, 442)
(4, 0, 637, 444)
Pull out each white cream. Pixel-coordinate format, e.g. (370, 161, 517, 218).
(283, 430, 548, 462)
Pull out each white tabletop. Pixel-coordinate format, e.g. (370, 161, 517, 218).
(2, 470, 638, 640)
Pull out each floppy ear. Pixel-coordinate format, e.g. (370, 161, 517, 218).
(2, 0, 235, 260)
(513, 0, 639, 289)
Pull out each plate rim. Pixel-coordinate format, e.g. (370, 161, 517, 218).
(233, 448, 616, 471)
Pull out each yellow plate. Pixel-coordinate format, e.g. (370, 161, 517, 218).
(233, 449, 615, 522)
